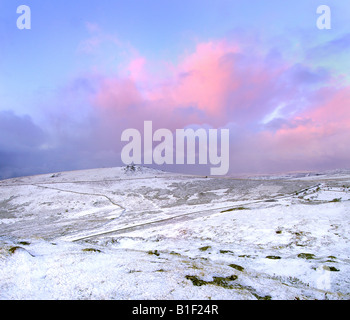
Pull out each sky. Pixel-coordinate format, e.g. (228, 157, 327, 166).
(0, 0, 350, 179)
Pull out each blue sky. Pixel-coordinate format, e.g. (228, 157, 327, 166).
(1, 0, 349, 116)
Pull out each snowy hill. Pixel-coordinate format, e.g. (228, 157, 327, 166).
(1, 166, 350, 299)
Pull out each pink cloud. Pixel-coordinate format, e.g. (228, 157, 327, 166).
(305, 87, 350, 124)
(94, 77, 142, 111)
(76, 37, 350, 174)
(234, 86, 350, 173)
(163, 41, 240, 115)
(128, 57, 147, 82)
(92, 39, 289, 128)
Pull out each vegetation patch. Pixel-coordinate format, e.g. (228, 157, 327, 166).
(199, 246, 211, 252)
(234, 283, 272, 300)
(328, 266, 340, 272)
(185, 275, 208, 287)
(185, 274, 238, 289)
(212, 276, 237, 289)
(252, 293, 272, 300)
(220, 250, 234, 254)
(238, 254, 248, 258)
(128, 270, 142, 273)
(148, 250, 160, 256)
(18, 241, 30, 246)
(297, 253, 316, 260)
(330, 198, 341, 203)
(190, 263, 202, 270)
(8, 246, 35, 257)
(228, 264, 244, 272)
(82, 248, 102, 253)
(221, 207, 248, 213)
(266, 255, 281, 260)
(326, 256, 337, 262)
(8, 246, 22, 254)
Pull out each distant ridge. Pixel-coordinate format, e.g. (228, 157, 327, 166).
(245, 169, 350, 180)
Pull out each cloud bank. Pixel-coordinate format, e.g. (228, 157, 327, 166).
(1, 33, 350, 179)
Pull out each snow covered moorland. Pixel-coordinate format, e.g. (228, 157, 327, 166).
(0, 166, 350, 300)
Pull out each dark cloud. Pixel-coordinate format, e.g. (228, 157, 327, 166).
(0, 109, 123, 180)
(0, 111, 46, 152)
(0, 111, 50, 179)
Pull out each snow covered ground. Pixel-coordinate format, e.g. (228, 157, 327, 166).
(1, 166, 350, 300)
